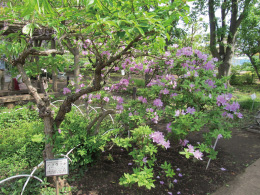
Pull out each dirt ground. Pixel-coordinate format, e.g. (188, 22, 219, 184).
(69, 120, 260, 195)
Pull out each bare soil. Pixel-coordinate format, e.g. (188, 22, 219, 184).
(70, 121, 260, 195)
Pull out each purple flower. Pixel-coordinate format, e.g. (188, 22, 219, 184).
(175, 110, 181, 117)
(58, 129, 61, 134)
(180, 139, 189, 147)
(205, 79, 216, 88)
(177, 191, 181, 195)
(168, 192, 173, 195)
(150, 131, 164, 143)
(217, 134, 223, 139)
(189, 83, 195, 88)
(151, 113, 159, 124)
(94, 94, 101, 99)
(160, 88, 170, 95)
(220, 167, 226, 171)
(187, 144, 194, 153)
(186, 107, 196, 114)
(176, 168, 180, 171)
(236, 112, 243, 119)
(63, 87, 71, 95)
(193, 150, 203, 160)
(166, 123, 171, 132)
(80, 83, 85, 88)
(128, 163, 132, 166)
(138, 96, 147, 104)
(159, 181, 164, 185)
(153, 98, 163, 107)
(227, 113, 234, 119)
(143, 157, 147, 163)
(173, 179, 178, 183)
(178, 173, 183, 177)
(114, 67, 119, 71)
(146, 108, 154, 113)
(103, 97, 109, 102)
(156, 176, 160, 179)
(161, 140, 171, 149)
(116, 104, 124, 110)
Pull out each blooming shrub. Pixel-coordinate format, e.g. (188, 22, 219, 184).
(61, 46, 242, 188)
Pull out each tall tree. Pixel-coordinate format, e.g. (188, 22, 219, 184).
(194, 0, 256, 78)
(0, 0, 189, 169)
(237, 4, 260, 81)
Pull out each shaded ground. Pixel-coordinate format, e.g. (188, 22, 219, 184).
(70, 122, 260, 195)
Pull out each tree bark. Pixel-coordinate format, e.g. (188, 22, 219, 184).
(248, 55, 260, 81)
(43, 116, 55, 159)
(51, 39, 58, 92)
(74, 48, 80, 89)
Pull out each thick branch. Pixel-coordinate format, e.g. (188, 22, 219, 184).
(13, 48, 64, 65)
(208, 0, 220, 59)
(86, 110, 116, 135)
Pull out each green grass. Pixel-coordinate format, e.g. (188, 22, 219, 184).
(232, 84, 260, 111)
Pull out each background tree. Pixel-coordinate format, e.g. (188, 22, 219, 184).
(193, 0, 256, 78)
(237, 3, 260, 81)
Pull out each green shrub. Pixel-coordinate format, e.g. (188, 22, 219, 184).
(230, 72, 255, 85)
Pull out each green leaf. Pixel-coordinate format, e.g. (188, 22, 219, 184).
(31, 134, 44, 143)
(22, 24, 32, 35)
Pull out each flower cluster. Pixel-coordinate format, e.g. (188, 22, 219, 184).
(216, 94, 243, 119)
(111, 79, 130, 91)
(149, 131, 170, 149)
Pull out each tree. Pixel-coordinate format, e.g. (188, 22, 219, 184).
(237, 4, 260, 81)
(0, 0, 189, 166)
(193, 0, 256, 78)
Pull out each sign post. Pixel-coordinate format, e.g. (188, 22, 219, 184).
(45, 158, 69, 195)
(251, 93, 256, 111)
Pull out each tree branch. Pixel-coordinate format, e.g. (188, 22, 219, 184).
(86, 110, 116, 135)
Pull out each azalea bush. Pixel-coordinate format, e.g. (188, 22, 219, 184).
(59, 46, 242, 189)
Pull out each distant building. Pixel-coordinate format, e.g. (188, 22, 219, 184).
(231, 56, 250, 66)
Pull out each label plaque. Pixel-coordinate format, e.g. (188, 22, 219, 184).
(45, 158, 69, 177)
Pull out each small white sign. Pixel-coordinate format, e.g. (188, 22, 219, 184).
(251, 93, 256, 100)
(45, 158, 69, 177)
(121, 70, 125, 76)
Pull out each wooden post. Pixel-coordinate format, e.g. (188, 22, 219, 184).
(51, 39, 58, 92)
(55, 176, 59, 195)
(132, 87, 137, 100)
(67, 76, 69, 86)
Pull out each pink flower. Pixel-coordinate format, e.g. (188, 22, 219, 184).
(138, 96, 147, 104)
(58, 129, 61, 134)
(180, 139, 189, 147)
(186, 107, 196, 114)
(63, 87, 71, 94)
(142, 157, 147, 163)
(103, 97, 109, 102)
(153, 98, 163, 107)
(114, 67, 119, 71)
(160, 88, 169, 95)
(146, 108, 154, 112)
(193, 150, 203, 160)
(187, 144, 194, 153)
(166, 123, 171, 132)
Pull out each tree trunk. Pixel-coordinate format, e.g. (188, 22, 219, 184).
(51, 39, 58, 92)
(43, 116, 55, 159)
(248, 55, 260, 82)
(74, 48, 80, 89)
